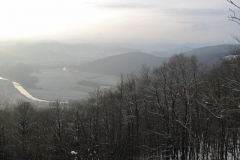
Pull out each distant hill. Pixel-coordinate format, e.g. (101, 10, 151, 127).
(119, 42, 212, 53)
(150, 44, 240, 67)
(70, 44, 240, 76)
(166, 47, 193, 54)
(149, 51, 171, 57)
(0, 42, 139, 66)
(1, 42, 239, 70)
(184, 44, 240, 65)
(71, 52, 169, 76)
(150, 47, 193, 57)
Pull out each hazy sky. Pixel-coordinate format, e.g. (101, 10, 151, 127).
(0, 0, 239, 44)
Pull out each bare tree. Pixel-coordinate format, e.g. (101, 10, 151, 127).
(48, 100, 69, 159)
(12, 101, 35, 160)
(227, 0, 240, 41)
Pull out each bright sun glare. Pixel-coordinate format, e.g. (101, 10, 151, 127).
(0, 0, 110, 40)
(0, 0, 236, 43)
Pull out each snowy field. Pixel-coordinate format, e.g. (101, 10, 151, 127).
(0, 69, 119, 103)
(0, 79, 38, 105)
(26, 69, 119, 101)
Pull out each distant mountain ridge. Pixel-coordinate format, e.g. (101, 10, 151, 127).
(150, 47, 193, 57)
(184, 44, 240, 65)
(0, 42, 139, 66)
(71, 44, 240, 76)
(71, 52, 169, 76)
(0, 41, 239, 69)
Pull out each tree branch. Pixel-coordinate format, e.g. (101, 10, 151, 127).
(227, 0, 240, 10)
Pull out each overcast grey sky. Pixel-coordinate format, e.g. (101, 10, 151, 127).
(0, 0, 239, 44)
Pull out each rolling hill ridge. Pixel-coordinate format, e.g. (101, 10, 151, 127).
(72, 52, 169, 76)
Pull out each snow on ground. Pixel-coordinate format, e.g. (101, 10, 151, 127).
(27, 69, 119, 101)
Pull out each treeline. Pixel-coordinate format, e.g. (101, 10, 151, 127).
(0, 53, 240, 160)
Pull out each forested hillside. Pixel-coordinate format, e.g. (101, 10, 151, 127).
(0, 52, 240, 159)
(73, 52, 169, 76)
(184, 44, 240, 65)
